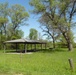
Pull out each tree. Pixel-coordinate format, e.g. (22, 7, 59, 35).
(0, 2, 8, 39)
(0, 3, 29, 49)
(6, 23, 24, 40)
(0, 2, 9, 49)
(29, 28, 38, 40)
(30, 0, 76, 51)
(0, 17, 8, 49)
(9, 4, 29, 35)
(39, 14, 60, 48)
(38, 32, 43, 41)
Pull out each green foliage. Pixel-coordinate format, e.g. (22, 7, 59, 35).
(0, 17, 8, 23)
(0, 2, 8, 37)
(9, 4, 29, 31)
(0, 2, 29, 50)
(0, 48, 76, 75)
(30, 0, 76, 51)
(29, 28, 38, 40)
(29, 0, 45, 13)
(0, 2, 8, 17)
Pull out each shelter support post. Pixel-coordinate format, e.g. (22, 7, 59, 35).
(45, 43, 46, 49)
(41, 44, 42, 50)
(31, 44, 32, 50)
(34, 44, 36, 51)
(24, 44, 26, 53)
(27, 44, 28, 50)
(4, 43, 6, 53)
(16, 43, 18, 52)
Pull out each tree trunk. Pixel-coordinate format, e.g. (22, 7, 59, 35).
(62, 32, 73, 51)
(67, 26, 73, 51)
(4, 23, 7, 40)
(67, 41, 73, 51)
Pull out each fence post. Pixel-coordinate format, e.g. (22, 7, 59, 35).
(68, 58, 74, 71)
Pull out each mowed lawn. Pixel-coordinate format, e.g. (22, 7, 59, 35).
(0, 48, 76, 75)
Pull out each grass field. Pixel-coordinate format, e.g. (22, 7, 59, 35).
(0, 48, 76, 75)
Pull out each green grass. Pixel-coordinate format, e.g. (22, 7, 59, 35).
(0, 48, 76, 75)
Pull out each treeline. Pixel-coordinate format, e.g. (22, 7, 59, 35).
(0, 2, 29, 49)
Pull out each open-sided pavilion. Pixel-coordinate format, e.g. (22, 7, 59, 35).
(4, 38, 46, 53)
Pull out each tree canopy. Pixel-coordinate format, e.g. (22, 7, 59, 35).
(0, 2, 29, 49)
(9, 4, 29, 34)
(30, 0, 76, 51)
(29, 28, 38, 40)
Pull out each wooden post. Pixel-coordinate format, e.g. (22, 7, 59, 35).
(34, 44, 36, 51)
(16, 43, 17, 52)
(31, 44, 32, 50)
(45, 43, 46, 49)
(41, 44, 42, 50)
(4, 43, 6, 53)
(27, 44, 29, 50)
(68, 58, 74, 71)
(24, 44, 26, 53)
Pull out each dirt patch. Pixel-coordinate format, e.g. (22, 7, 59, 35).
(6, 52, 33, 54)
(14, 73, 23, 75)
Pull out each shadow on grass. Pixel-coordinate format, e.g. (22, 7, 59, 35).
(5, 48, 68, 54)
(38, 48, 68, 53)
(5, 49, 40, 53)
(54, 48, 68, 52)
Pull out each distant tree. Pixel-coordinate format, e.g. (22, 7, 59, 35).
(38, 32, 43, 41)
(29, 28, 38, 40)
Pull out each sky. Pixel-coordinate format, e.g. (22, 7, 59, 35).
(0, 0, 76, 41)
(0, 0, 46, 39)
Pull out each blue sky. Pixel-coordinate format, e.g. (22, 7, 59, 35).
(0, 0, 46, 39)
(0, 0, 76, 41)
